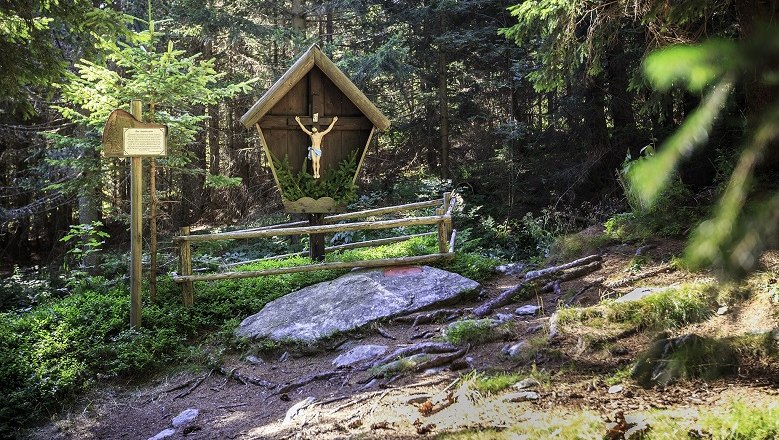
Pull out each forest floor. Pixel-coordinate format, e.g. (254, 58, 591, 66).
(28, 238, 779, 439)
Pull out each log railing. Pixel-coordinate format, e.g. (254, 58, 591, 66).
(172, 193, 457, 306)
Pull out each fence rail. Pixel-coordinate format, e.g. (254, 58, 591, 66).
(172, 193, 457, 306)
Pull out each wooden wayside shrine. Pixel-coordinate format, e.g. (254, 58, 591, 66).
(241, 44, 390, 260)
(240, 44, 390, 213)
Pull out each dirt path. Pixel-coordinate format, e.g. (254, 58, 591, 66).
(28, 240, 779, 439)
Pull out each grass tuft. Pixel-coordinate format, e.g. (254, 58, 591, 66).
(557, 282, 716, 331)
(443, 319, 509, 345)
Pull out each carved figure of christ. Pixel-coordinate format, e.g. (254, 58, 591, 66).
(294, 115, 339, 178)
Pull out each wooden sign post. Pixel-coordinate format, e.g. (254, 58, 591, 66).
(102, 100, 167, 328)
(129, 100, 143, 328)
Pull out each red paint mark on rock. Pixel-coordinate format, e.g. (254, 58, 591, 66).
(383, 266, 423, 277)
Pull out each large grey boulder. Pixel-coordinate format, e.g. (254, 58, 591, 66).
(236, 266, 479, 343)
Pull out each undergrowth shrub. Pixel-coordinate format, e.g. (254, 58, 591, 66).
(606, 150, 702, 241)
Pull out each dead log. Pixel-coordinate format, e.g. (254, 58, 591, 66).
(523, 254, 601, 280)
(369, 342, 458, 370)
(540, 261, 603, 293)
(393, 309, 461, 325)
(604, 264, 672, 289)
(474, 256, 602, 317)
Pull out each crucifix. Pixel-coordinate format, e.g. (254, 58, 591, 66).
(295, 114, 338, 178)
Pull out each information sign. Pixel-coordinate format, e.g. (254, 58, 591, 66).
(123, 127, 167, 156)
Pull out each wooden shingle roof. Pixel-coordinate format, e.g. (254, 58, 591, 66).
(240, 45, 390, 131)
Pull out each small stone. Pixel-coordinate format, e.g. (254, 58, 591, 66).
(171, 408, 199, 428)
(407, 394, 431, 405)
(496, 263, 526, 275)
(616, 287, 671, 303)
(608, 385, 623, 394)
(507, 342, 529, 359)
(515, 305, 540, 316)
(147, 429, 176, 440)
(513, 377, 540, 390)
(332, 345, 388, 367)
(716, 306, 729, 315)
(495, 313, 514, 323)
(245, 355, 264, 365)
(278, 351, 289, 362)
(525, 324, 544, 334)
(505, 391, 539, 402)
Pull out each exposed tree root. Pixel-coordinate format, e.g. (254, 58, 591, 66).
(174, 369, 213, 399)
(394, 309, 463, 326)
(218, 366, 275, 389)
(275, 370, 345, 396)
(368, 342, 459, 370)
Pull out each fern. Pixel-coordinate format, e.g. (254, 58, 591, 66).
(272, 151, 358, 205)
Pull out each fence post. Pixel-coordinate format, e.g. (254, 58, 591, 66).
(179, 227, 194, 307)
(436, 205, 448, 254)
(443, 192, 453, 238)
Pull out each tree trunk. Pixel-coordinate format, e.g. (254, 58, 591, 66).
(438, 48, 450, 180)
(291, 0, 306, 47)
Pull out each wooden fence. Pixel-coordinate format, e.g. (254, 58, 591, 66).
(172, 193, 457, 306)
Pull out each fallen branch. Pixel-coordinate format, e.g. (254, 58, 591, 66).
(164, 377, 197, 393)
(218, 403, 249, 410)
(174, 369, 213, 400)
(474, 255, 602, 317)
(369, 342, 458, 369)
(604, 264, 672, 289)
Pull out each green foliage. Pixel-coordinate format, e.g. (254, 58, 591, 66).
(0, 1, 130, 117)
(632, 334, 737, 386)
(49, 18, 254, 213)
(606, 149, 700, 241)
(204, 174, 243, 189)
(273, 151, 358, 205)
(59, 221, 109, 272)
(0, 267, 53, 313)
(465, 371, 522, 394)
(629, 28, 779, 279)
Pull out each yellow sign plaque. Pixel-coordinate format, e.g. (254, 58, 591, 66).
(123, 127, 167, 156)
